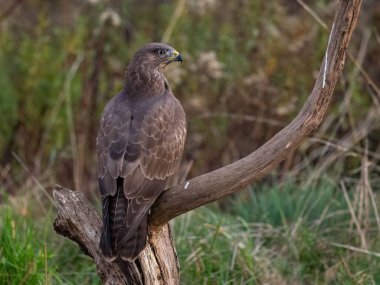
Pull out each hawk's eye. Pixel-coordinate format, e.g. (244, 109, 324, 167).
(156, 49, 165, 55)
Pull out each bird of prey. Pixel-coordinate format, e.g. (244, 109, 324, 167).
(96, 43, 186, 261)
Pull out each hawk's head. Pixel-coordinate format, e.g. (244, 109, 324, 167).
(125, 43, 183, 94)
(131, 43, 183, 72)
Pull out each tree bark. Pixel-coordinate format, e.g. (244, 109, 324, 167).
(53, 0, 362, 284)
(53, 186, 179, 285)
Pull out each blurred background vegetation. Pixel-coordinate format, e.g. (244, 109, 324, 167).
(0, 0, 380, 284)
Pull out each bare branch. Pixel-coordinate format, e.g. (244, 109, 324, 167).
(149, 0, 363, 227)
(53, 1, 363, 283)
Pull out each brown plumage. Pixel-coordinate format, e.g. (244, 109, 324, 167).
(96, 43, 186, 261)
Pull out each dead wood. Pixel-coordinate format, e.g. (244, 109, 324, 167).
(53, 1, 363, 284)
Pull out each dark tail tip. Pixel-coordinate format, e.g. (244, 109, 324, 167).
(118, 216, 148, 261)
(100, 228, 118, 262)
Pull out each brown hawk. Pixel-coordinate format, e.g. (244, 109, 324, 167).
(96, 43, 186, 261)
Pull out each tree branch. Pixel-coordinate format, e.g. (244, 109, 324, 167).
(149, 0, 363, 227)
(54, 186, 180, 284)
(53, 1, 362, 283)
(53, 186, 143, 284)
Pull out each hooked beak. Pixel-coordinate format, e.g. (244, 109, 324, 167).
(168, 49, 183, 63)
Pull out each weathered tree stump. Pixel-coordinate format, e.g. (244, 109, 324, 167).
(54, 187, 179, 284)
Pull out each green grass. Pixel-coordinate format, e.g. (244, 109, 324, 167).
(174, 178, 380, 284)
(0, 209, 49, 285)
(1, 176, 379, 284)
(0, 201, 100, 285)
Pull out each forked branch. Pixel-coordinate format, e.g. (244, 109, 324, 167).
(149, 0, 363, 226)
(53, 0, 362, 283)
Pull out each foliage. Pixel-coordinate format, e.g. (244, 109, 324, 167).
(0, 196, 100, 285)
(175, 177, 380, 284)
(0, 208, 54, 284)
(1, 0, 379, 190)
(1, 174, 380, 284)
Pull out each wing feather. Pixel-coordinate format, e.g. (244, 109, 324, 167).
(97, 91, 186, 260)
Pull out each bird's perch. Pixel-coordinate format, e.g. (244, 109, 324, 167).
(53, 1, 363, 284)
